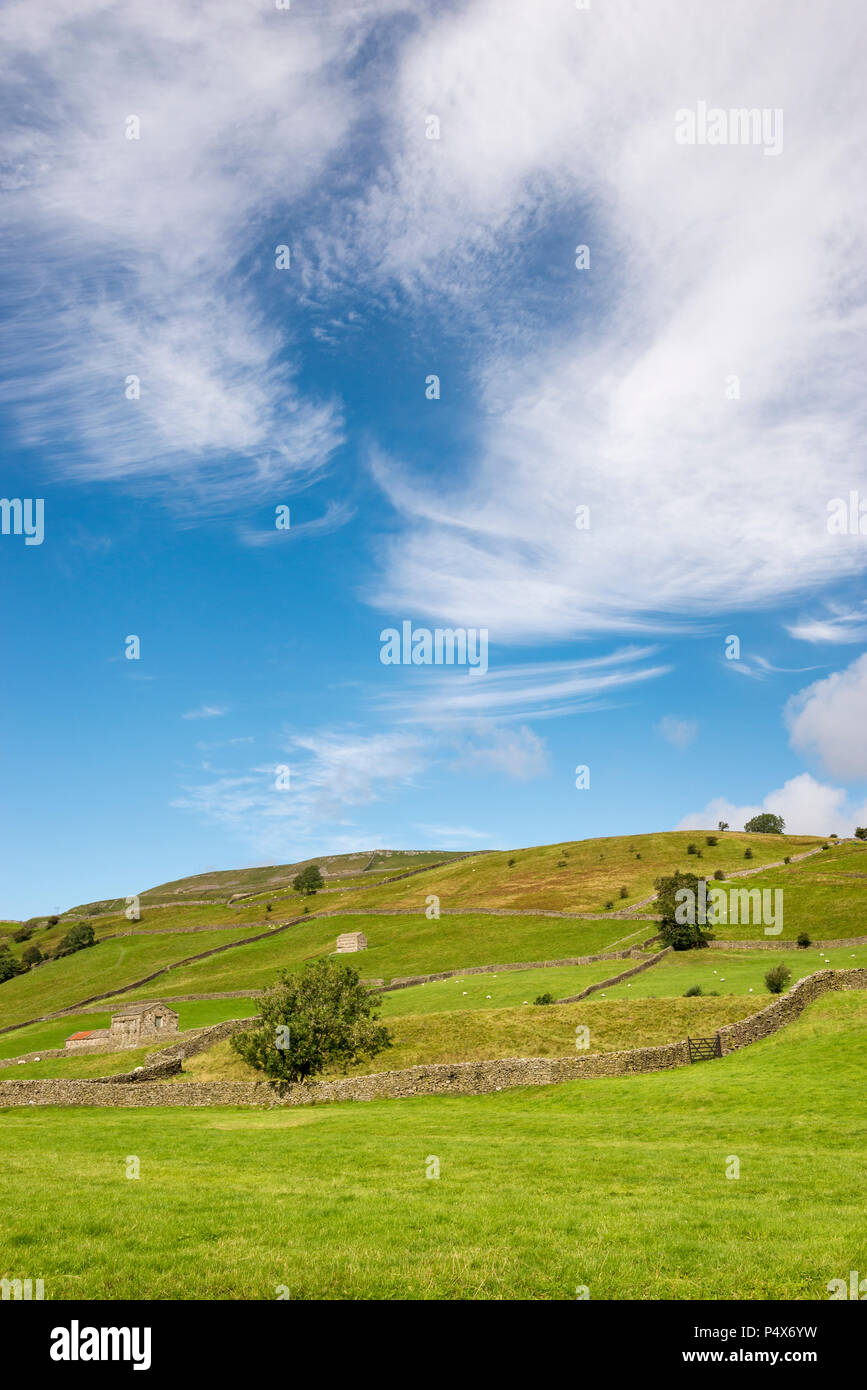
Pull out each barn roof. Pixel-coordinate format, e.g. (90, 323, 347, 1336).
(111, 1001, 178, 1019)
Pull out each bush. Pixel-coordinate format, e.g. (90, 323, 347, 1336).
(0, 945, 27, 983)
(783, 855, 791, 864)
(713, 869, 725, 880)
(684, 985, 703, 997)
(12, 926, 32, 943)
(507, 857, 516, 867)
(686, 843, 697, 855)
(47, 915, 60, 926)
(604, 900, 614, 910)
(53, 922, 96, 959)
(21, 944, 43, 967)
(744, 848, 754, 859)
(293, 865, 324, 896)
(266, 903, 272, 913)
(765, 963, 791, 995)
(635, 852, 641, 860)
(533, 992, 554, 1006)
(796, 932, 811, 949)
(557, 860, 567, 868)
(231, 958, 392, 1082)
(705, 836, 718, 847)
(619, 885, 629, 899)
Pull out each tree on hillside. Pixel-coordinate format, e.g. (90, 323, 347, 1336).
(292, 864, 324, 896)
(744, 813, 785, 834)
(0, 944, 27, 984)
(21, 944, 43, 967)
(231, 958, 392, 1082)
(53, 922, 96, 959)
(718, 821, 729, 831)
(655, 871, 714, 951)
(855, 827, 867, 841)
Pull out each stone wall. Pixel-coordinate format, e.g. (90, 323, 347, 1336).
(380, 942, 659, 992)
(554, 948, 672, 1003)
(1, 968, 861, 1111)
(709, 936, 867, 951)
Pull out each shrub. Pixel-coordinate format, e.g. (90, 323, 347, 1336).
(713, 869, 725, 880)
(684, 985, 703, 997)
(822, 842, 830, 850)
(507, 857, 516, 867)
(619, 885, 629, 899)
(533, 992, 554, 1006)
(0, 945, 27, 983)
(705, 835, 718, 846)
(293, 865, 324, 896)
(266, 903, 272, 913)
(53, 922, 96, 959)
(744, 848, 754, 859)
(686, 843, 697, 855)
(765, 963, 792, 995)
(557, 860, 567, 868)
(604, 900, 614, 910)
(231, 958, 392, 1083)
(635, 852, 641, 859)
(796, 932, 811, 949)
(12, 926, 32, 943)
(783, 855, 791, 864)
(21, 944, 43, 967)
(47, 915, 59, 926)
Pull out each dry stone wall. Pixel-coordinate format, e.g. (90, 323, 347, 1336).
(1, 969, 862, 1111)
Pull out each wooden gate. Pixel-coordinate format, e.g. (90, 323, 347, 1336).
(687, 1034, 722, 1063)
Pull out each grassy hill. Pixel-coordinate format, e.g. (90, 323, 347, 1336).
(2, 988, 865, 1298)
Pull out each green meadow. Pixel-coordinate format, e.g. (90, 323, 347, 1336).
(2, 990, 864, 1300)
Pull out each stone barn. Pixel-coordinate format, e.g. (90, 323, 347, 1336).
(335, 931, 367, 953)
(65, 1001, 179, 1054)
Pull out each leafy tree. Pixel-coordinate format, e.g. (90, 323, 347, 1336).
(21, 944, 43, 967)
(765, 963, 791, 995)
(855, 828, 867, 841)
(53, 922, 96, 959)
(231, 958, 392, 1083)
(292, 864, 324, 896)
(655, 871, 714, 951)
(796, 932, 811, 949)
(718, 821, 729, 831)
(0, 945, 27, 984)
(744, 813, 785, 834)
(47, 915, 60, 926)
(12, 926, 32, 943)
(534, 992, 554, 1005)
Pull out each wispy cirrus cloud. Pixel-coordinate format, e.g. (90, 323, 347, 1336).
(182, 705, 227, 721)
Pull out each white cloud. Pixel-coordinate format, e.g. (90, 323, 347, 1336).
(787, 605, 867, 644)
(677, 773, 866, 837)
(450, 725, 550, 781)
(413, 823, 492, 843)
(182, 705, 226, 721)
(0, 0, 385, 501)
(656, 717, 697, 750)
(378, 647, 670, 724)
(359, 0, 867, 638)
(785, 653, 867, 781)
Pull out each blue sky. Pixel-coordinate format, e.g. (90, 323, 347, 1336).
(1, 0, 866, 917)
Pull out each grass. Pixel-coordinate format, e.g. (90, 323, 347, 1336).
(337, 831, 824, 914)
(1, 990, 864, 1299)
(181, 994, 756, 1080)
(601, 945, 867, 999)
(0, 928, 271, 1029)
(376, 960, 627, 1017)
(121, 913, 654, 1003)
(696, 840, 867, 940)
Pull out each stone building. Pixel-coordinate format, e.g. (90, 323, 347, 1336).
(335, 931, 368, 953)
(65, 1001, 179, 1054)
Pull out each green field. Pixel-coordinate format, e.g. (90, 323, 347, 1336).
(696, 841, 867, 940)
(336, 832, 825, 914)
(601, 945, 867, 999)
(2, 990, 864, 1299)
(376, 960, 626, 1016)
(0, 927, 271, 1029)
(119, 913, 654, 1003)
